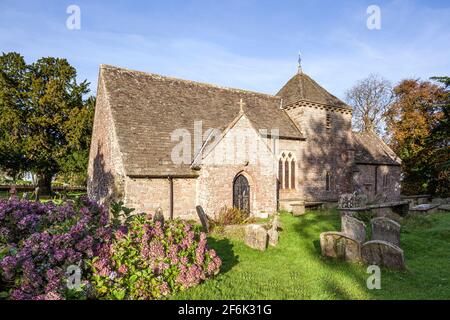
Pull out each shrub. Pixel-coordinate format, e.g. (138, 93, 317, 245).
(89, 213, 221, 300)
(213, 206, 254, 226)
(0, 197, 111, 300)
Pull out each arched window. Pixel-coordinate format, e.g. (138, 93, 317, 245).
(325, 171, 331, 191)
(278, 152, 296, 190)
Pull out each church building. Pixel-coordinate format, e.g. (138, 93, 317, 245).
(88, 63, 401, 219)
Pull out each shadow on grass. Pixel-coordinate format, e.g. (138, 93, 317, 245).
(291, 212, 375, 299)
(206, 237, 239, 274)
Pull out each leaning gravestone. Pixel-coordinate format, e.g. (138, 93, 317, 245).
(341, 214, 366, 243)
(271, 215, 282, 230)
(267, 227, 279, 247)
(361, 240, 405, 270)
(339, 193, 355, 208)
(9, 187, 18, 200)
(244, 224, 268, 251)
(319, 232, 362, 263)
(195, 205, 210, 232)
(34, 187, 40, 202)
(153, 207, 165, 227)
(371, 217, 401, 246)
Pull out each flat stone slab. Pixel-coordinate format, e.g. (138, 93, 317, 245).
(244, 224, 268, 251)
(438, 204, 450, 212)
(341, 215, 366, 243)
(320, 231, 362, 263)
(361, 240, 405, 270)
(371, 217, 401, 246)
(409, 203, 440, 214)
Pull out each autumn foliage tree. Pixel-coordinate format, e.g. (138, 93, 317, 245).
(0, 52, 94, 193)
(385, 77, 449, 196)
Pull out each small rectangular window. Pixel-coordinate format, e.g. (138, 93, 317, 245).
(326, 172, 331, 191)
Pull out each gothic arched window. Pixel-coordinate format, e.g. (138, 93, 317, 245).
(278, 152, 296, 190)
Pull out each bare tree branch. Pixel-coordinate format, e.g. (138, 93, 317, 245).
(345, 74, 393, 135)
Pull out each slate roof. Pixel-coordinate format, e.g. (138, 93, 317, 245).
(276, 72, 350, 109)
(353, 131, 401, 166)
(99, 65, 304, 177)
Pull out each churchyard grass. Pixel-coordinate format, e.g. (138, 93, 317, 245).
(172, 209, 450, 300)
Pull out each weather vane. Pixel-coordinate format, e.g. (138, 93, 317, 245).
(297, 51, 302, 74)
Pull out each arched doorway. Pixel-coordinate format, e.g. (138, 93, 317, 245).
(233, 174, 250, 214)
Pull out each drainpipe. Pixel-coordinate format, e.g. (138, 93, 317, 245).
(374, 166, 378, 195)
(169, 177, 174, 220)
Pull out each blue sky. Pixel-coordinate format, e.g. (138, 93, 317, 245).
(1, 0, 449, 99)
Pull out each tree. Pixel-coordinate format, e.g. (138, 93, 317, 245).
(0, 52, 93, 194)
(345, 74, 393, 134)
(385, 77, 449, 196)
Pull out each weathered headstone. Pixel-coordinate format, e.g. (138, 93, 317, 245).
(339, 193, 354, 208)
(195, 205, 210, 232)
(361, 240, 405, 270)
(9, 187, 17, 200)
(341, 214, 366, 243)
(292, 202, 305, 216)
(319, 232, 362, 262)
(271, 215, 282, 230)
(34, 187, 40, 202)
(244, 224, 268, 251)
(267, 227, 279, 247)
(153, 207, 165, 227)
(371, 217, 401, 246)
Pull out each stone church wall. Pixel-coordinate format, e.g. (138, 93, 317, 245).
(198, 115, 277, 218)
(123, 177, 197, 219)
(284, 103, 354, 202)
(87, 74, 126, 205)
(353, 164, 401, 202)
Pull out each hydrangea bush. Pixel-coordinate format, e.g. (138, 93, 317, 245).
(0, 197, 221, 300)
(90, 213, 221, 300)
(0, 197, 111, 300)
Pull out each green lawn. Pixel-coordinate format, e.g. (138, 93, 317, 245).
(172, 210, 450, 300)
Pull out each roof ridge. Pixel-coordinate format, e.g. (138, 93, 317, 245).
(100, 64, 280, 100)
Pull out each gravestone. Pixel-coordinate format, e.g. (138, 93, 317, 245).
(339, 192, 368, 209)
(292, 202, 305, 216)
(153, 207, 165, 227)
(341, 214, 366, 243)
(338, 193, 354, 208)
(371, 217, 401, 246)
(319, 232, 362, 262)
(271, 215, 282, 230)
(195, 205, 210, 232)
(267, 227, 279, 247)
(244, 224, 268, 251)
(361, 240, 405, 270)
(9, 187, 17, 200)
(34, 187, 40, 202)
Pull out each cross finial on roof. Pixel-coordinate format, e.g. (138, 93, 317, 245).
(297, 51, 302, 74)
(239, 98, 245, 113)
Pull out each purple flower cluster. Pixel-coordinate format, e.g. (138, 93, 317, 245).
(90, 215, 221, 299)
(0, 197, 111, 300)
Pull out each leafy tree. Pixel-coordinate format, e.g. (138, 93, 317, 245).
(385, 77, 449, 196)
(0, 52, 94, 194)
(345, 73, 393, 134)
